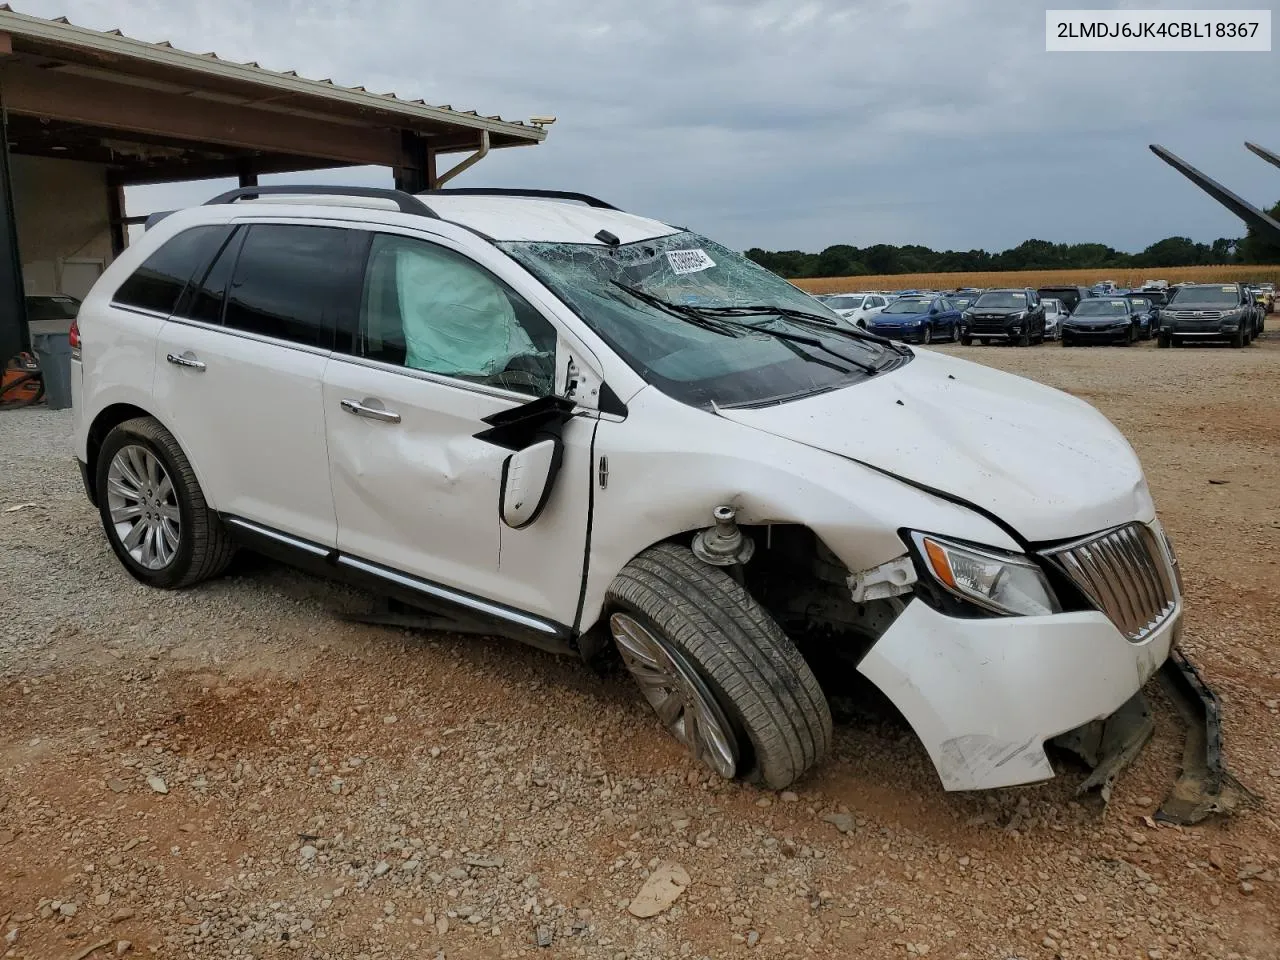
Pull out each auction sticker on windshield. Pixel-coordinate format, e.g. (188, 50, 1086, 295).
(666, 249, 716, 275)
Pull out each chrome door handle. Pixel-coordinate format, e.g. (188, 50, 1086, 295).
(340, 398, 401, 424)
(166, 352, 206, 371)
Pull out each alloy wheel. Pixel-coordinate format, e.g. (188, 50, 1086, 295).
(106, 444, 181, 570)
(610, 612, 739, 778)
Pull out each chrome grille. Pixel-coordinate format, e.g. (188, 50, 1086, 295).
(1041, 523, 1177, 642)
(1166, 309, 1225, 320)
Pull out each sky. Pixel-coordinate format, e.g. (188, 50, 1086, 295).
(19, 0, 1280, 254)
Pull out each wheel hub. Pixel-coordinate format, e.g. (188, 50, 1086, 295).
(609, 613, 739, 779)
(106, 444, 181, 571)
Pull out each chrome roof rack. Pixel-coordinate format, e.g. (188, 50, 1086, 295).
(205, 184, 440, 218)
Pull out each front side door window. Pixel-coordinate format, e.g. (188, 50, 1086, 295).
(359, 233, 556, 396)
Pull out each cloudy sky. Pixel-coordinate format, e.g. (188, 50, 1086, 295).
(20, 0, 1280, 253)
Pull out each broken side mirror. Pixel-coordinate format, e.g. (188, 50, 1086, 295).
(500, 436, 564, 529)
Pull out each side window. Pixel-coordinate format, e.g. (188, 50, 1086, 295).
(113, 225, 231, 315)
(223, 224, 355, 348)
(358, 233, 557, 397)
(177, 227, 243, 325)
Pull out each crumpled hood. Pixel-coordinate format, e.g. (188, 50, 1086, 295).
(715, 350, 1153, 543)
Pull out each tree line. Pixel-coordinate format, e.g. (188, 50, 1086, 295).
(746, 201, 1280, 278)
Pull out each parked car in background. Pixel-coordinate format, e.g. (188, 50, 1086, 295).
(1041, 298, 1067, 340)
(1122, 294, 1159, 339)
(1091, 280, 1119, 296)
(1159, 283, 1256, 348)
(1258, 282, 1275, 313)
(823, 292, 890, 328)
(866, 295, 960, 344)
(959, 288, 1047, 346)
(1141, 279, 1170, 292)
(1037, 285, 1093, 313)
(1062, 298, 1140, 346)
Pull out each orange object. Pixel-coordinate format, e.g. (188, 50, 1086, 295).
(1, 352, 43, 407)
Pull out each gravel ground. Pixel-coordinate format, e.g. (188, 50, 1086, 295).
(1, 336, 1278, 960)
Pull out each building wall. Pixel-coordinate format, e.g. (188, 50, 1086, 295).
(11, 155, 113, 298)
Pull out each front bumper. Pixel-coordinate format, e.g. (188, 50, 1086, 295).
(858, 596, 1179, 791)
(1063, 325, 1129, 342)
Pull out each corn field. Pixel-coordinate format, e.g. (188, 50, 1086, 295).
(793, 263, 1280, 295)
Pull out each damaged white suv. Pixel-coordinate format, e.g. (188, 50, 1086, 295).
(72, 185, 1187, 794)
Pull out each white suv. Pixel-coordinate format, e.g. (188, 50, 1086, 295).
(72, 185, 1185, 792)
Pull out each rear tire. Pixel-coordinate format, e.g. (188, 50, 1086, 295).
(606, 543, 832, 790)
(921, 325, 932, 345)
(95, 417, 236, 589)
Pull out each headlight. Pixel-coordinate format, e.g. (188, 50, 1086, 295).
(911, 532, 1060, 617)
(1008, 311, 1026, 321)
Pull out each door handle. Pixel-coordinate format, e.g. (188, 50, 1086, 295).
(166, 352, 206, 371)
(340, 398, 401, 424)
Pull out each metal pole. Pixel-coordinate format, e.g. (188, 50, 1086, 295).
(0, 95, 28, 368)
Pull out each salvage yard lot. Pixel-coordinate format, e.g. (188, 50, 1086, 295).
(2, 338, 1278, 960)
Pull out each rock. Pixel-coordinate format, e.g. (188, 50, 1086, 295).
(1148, 949, 1163, 960)
(402, 859, 420, 873)
(780, 791, 799, 803)
(1074, 892, 1087, 903)
(299, 919, 313, 932)
(465, 853, 504, 869)
(383, 715, 398, 724)
(1239, 881, 1254, 895)
(535, 924, 553, 947)
(1043, 937, 1059, 950)
(372, 861, 391, 877)
(107, 778, 128, 794)
(146, 775, 168, 794)
(1237, 864, 1264, 880)
(4, 929, 17, 945)
(95, 893, 111, 906)
(754, 797, 771, 808)
(1208, 848, 1225, 870)
(59, 902, 77, 917)
(821, 812, 855, 834)
(627, 861, 690, 918)
(116, 941, 132, 956)
(300, 845, 318, 862)
(436, 916, 449, 935)
(746, 930, 760, 947)
(111, 908, 135, 923)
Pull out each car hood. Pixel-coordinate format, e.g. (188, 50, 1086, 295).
(969, 306, 1022, 316)
(1065, 315, 1128, 326)
(715, 350, 1152, 543)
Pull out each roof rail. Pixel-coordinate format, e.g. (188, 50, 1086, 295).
(204, 184, 439, 218)
(421, 187, 619, 210)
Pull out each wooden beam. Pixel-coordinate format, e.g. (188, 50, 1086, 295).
(0, 32, 13, 56)
(113, 155, 353, 186)
(0, 61, 403, 168)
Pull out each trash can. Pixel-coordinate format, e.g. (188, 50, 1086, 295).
(28, 318, 74, 410)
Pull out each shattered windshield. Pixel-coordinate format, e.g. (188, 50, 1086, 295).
(500, 232, 905, 408)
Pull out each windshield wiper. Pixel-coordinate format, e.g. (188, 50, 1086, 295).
(609, 282, 742, 337)
(686, 302, 910, 357)
(611, 284, 884, 375)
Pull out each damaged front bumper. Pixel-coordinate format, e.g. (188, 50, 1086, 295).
(857, 596, 1177, 791)
(1058, 648, 1253, 824)
(857, 598, 1248, 821)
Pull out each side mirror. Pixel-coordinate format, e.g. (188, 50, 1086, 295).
(500, 437, 563, 529)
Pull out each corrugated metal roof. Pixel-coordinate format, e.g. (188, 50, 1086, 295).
(0, 5, 548, 144)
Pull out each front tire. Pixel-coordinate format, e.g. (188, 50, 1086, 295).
(95, 417, 236, 589)
(1230, 326, 1245, 348)
(921, 324, 932, 345)
(606, 543, 832, 790)
(1158, 331, 1171, 348)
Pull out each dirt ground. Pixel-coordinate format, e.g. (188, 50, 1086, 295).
(2, 335, 1278, 960)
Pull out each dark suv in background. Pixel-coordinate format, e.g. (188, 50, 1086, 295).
(1159, 283, 1258, 348)
(960, 288, 1047, 346)
(1037, 285, 1093, 313)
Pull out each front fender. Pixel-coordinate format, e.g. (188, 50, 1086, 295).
(578, 386, 1018, 631)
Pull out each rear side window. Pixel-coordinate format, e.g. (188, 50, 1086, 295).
(113, 225, 231, 315)
(223, 224, 356, 348)
(179, 228, 244, 325)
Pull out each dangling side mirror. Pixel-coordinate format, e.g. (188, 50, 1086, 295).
(500, 437, 564, 529)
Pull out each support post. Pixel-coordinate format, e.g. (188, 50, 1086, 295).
(0, 101, 27, 367)
(106, 172, 126, 257)
(237, 159, 258, 188)
(393, 131, 429, 194)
